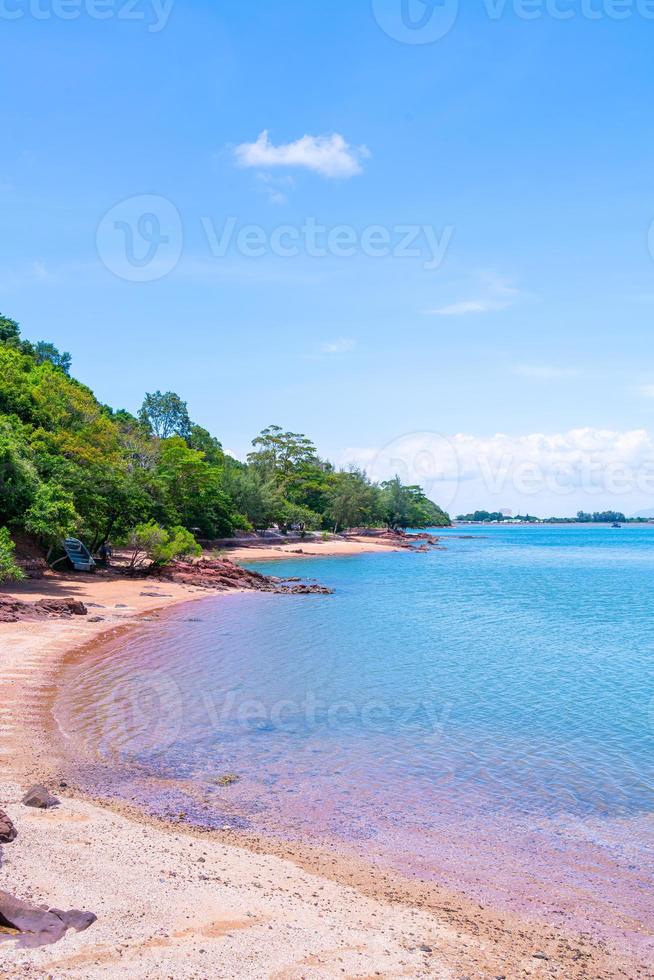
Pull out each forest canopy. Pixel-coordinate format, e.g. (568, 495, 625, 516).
(0, 315, 450, 560)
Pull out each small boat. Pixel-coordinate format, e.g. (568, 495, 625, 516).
(611, 522, 622, 528)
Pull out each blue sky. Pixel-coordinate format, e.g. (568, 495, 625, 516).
(2, 1, 654, 515)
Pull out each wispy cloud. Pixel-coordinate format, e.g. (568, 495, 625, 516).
(423, 274, 520, 317)
(255, 172, 295, 205)
(235, 131, 369, 179)
(638, 384, 654, 398)
(320, 338, 356, 354)
(512, 364, 579, 380)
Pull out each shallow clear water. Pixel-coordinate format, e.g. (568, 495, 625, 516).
(54, 525, 654, 945)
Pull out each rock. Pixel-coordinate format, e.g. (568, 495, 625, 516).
(157, 557, 333, 595)
(419, 944, 433, 953)
(532, 952, 550, 960)
(215, 774, 240, 786)
(0, 891, 96, 948)
(21, 785, 60, 809)
(0, 811, 17, 843)
(0, 598, 87, 624)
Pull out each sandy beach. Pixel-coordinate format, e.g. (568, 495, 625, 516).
(0, 571, 649, 979)
(217, 534, 410, 563)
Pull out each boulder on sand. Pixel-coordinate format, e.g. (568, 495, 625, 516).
(0, 811, 17, 844)
(21, 785, 60, 809)
(0, 890, 96, 948)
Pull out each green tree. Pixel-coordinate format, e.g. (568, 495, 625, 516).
(276, 501, 322, 537)
(0, 527, 25, 583)
(122, 521, 201, 571)
(187, 424, 225, 465)
(381, 477, 449, 530)
(248, 425, 318, 479)
(326, 467, 379, 532)
(0, 314, 21, 345)
(24, 482, 79, 560)
(139, 391, 192, 440)
(222, 465, 281, 531)
(33, 341, 72, 375)
(0, 420, 38, 524)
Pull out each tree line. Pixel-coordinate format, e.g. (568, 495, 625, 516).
(0, 314, 450, 579)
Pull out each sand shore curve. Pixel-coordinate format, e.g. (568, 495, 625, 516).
(0, 570, 648, 979)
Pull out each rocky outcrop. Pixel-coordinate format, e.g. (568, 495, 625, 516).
(347, 529, 441, 548)
(0, 890, 96, 948)
(157, 558, 333, 594)
(0, 598, 88, 624)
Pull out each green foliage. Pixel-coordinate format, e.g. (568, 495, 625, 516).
(222, 464, 281, 531)
(380, 477, 450, 530)
(0, 527, 25, 583)
(456, 510, 506, 522)
(33, 341, 72, 375)
(576, 510, 626, 523)
(122, 521, 201, 570)
(0, 314, 451, 560)
(277, 501, 322, 537)
(24, 483, 79, 552)
(139, 391, 191, 440)
(248, 425, 318, 477)
(0, 418, 38, 524)
(0, 314, 21, 345)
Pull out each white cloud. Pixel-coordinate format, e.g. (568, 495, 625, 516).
(340, 427, 654, 515)
(255, 172, 295, 205)
(423, 274, 520, 317)
(512, 364, 579, 380)
(235, 131, 369, 179)
(424, 299, 508, 316)
(320, 338, 356, 354)
(638, 384, 654, 398)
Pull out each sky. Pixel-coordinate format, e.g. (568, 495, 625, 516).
(2, 0, 654, 516)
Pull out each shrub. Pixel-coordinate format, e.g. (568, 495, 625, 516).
(0, 527, 25, 583)
(122, 521, 201, 571)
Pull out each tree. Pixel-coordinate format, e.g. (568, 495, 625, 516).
(122, 521, 200, 571)
(0, 528, 25, 583)
(187, 424, 225, 465)
(24, 482, 79, 560)
(326, 467, 379, 532)
(33, 341, 72, 375)
(154, 436, 235, 538)
(139, 391, 191, 440)
(0, 421, 38, 524)
(276, 501, 322, 537)
(381, 477, 449, 530)
(248, 425, 318, 479)
(0, 314, 21, 345)
(222, 465, 281, 531)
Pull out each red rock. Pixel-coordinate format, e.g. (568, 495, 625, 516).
(21, 785, 60, 809)
(0, 890, 96, 948)
(0, 810, 17, 843)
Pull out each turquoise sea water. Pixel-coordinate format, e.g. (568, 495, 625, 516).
(55, 525, 654, 948)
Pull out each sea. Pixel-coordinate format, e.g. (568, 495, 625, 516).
(53, 525, 654, 953)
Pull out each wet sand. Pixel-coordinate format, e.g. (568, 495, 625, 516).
(0, 573, 650, 978)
